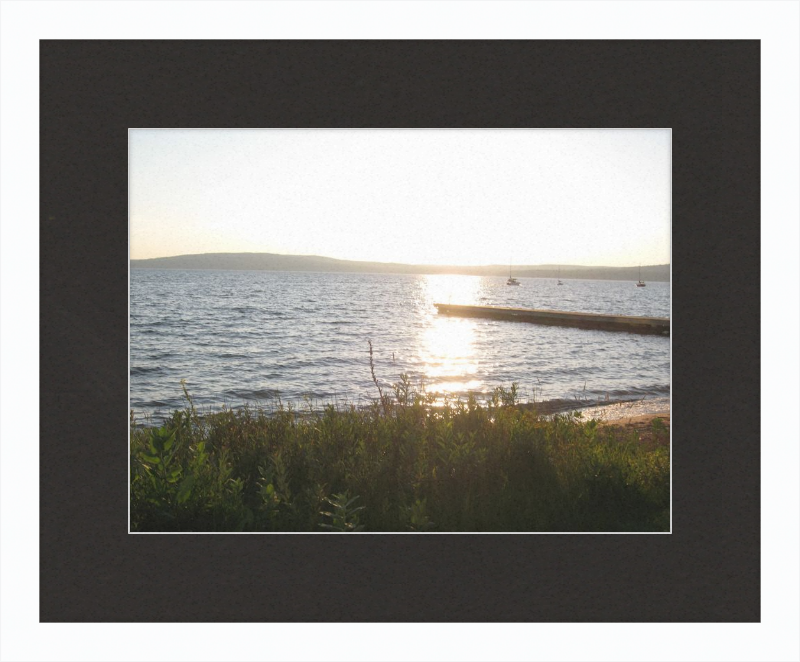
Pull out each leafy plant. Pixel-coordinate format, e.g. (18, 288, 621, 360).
(319, 493, 365, 532)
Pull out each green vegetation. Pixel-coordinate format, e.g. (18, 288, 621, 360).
(130, 376, 670, 533)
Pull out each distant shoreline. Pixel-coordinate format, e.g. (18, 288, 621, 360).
(131, 252, 671, 282)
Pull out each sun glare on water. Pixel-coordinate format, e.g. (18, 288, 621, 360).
(416, 275, 484, 399)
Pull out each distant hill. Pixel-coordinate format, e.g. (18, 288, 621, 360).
(131, 252, 670, 282)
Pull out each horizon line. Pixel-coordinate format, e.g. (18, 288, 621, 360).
(130, 250, 671, 270)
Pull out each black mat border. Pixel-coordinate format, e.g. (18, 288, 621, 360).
(40, 40, 760, 622)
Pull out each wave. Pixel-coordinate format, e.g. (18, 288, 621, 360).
(131, 366, 164, 375)
(584, 385, 670, 398)
(224, 388, 281, 400)
(136, 399, 178, 408)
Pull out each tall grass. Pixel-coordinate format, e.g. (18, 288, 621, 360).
(130, 373, 669, 532)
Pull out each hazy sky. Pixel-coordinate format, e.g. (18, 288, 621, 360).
(130, 129, 670, 266)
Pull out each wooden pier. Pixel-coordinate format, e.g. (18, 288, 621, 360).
(434, 303, 670, 336)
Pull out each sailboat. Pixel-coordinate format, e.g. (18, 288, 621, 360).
(557, 267, 563, 285)
(636, 265, 646, 287)
(506, 261, 520, 286)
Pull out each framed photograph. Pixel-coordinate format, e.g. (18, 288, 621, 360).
(128, 127, 672, 535)
(39, 38, 759, 624)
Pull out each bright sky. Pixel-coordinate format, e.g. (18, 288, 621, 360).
(129, 129, 671, 267)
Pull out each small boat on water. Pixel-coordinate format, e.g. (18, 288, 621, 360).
(557, 267, 563, 285)
(507, 261, 520, 286)
(636, 265, 646, 287)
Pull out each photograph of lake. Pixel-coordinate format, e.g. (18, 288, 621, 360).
(129, 129, 671, 533)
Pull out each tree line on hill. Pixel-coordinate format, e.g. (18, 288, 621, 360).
(131, 252, 670, 282)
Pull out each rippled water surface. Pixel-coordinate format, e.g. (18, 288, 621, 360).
(131, 270, 670, 422)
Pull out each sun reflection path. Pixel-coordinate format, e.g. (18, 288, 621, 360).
(417, 275, 485, 400)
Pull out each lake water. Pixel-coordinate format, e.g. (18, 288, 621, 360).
(130, 270, 670, 423)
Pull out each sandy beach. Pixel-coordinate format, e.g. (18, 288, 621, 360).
(517, 396, 670, 447)
(577, 396, 669, 422)
(589, 409, 670, 448)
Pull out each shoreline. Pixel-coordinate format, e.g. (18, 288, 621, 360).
(517, 395, 669, 418)
(131, 393, 671, 428)
(597, 411, 670, 449)
(573, 397, 670, 422)
(577, 400, 670, 448)
(519, 397, 670, 448)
